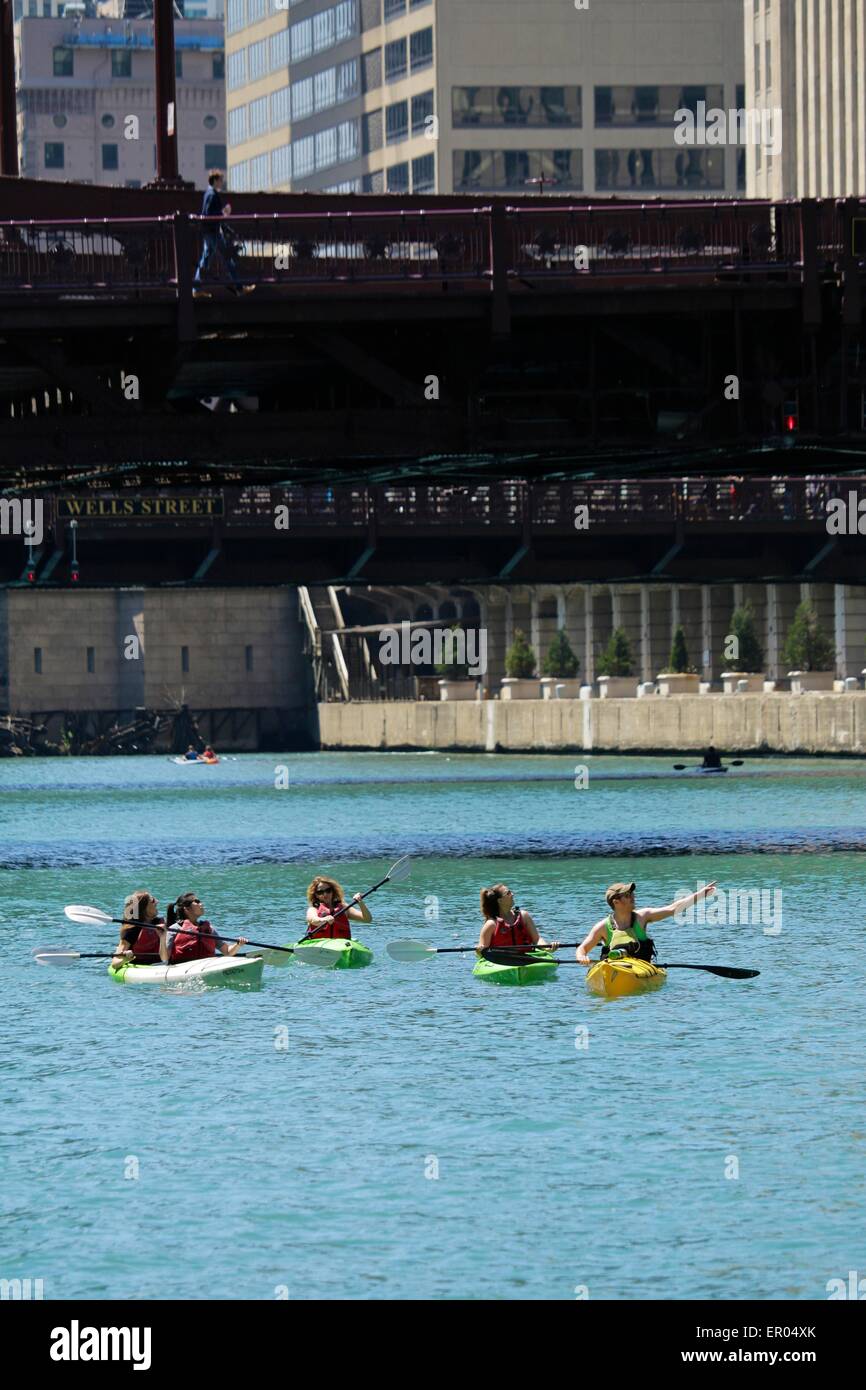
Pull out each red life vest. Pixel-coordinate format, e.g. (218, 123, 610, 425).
(306, 901, 351, 940)
(170, 918, 218, 963)
(127, 922, 164, 962)
(490, 909, 534, 948)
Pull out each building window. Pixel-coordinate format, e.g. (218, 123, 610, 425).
(271, 85, 290, 129)
(204, 114, 218, 130)
(314, 7, 336, 51)
(454, 85, 582, 128)
(213, 54, 225, 81)
(245, 645, 254, 672)
(387, 160, 409, 192)
(754, 43, 760, 93)
(293, 134, 315, 178)
(315, 66, 337, 111)
(126, 179, 141, 189)
(594, 84, 722, 127)
(386, 99, 408, 143)
(736, 83, 745, 110)
(227, 0, 245, 33)
(337, 58, 359, 103)
(112, 51, 132, 79)
(316, 126, 338, 170)
(102, 144, 119, 171)
(384, 0, 406, 15)
(249, 95, 268, 136)
(228, 105, 248, 143)
(229, 160, 250, 190)
(411, 90, 433, 135)
(362, 109, 383, 153)
(362, 170, 385, 193)
(227, 50, 246, 91)
(409, 26, 433, 72)
(385, 37, 407, 81)
(248, 0, 265, 21)
(454, 148, 583, 192)
(335, 0, 356, 43)
(594, 146, 723, 191)
(249, 39, 267, 81)
(270, 29, 290, 70)
(44, 142, 64, 169)
(737, 147, 746, 190)
(53, 47, 73, 77)
(291, 17, 313, 61)
(52, 113, 67, 128)
(412, 151, 434, 192)
(205, 144, 227, 168)
(86, 647, 95, 674)
(338, 120, 359, 162)
(765, 40, 772, 92)
(271, 142, 292, 184)
(101, 113, 116, 129)
(181, 646, 190, 673)
(292, 77, 314, 121)
(175, 54, 183, 78)
(250, 153, 268, 186)
(34, 647, 42, 674)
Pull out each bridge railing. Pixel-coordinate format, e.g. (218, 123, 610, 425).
(0, 216, 176, 292)
(1, 200, 863, 296)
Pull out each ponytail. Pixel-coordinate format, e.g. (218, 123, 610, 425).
(167, 892, 198, 928)
(480, 885, 507, 921)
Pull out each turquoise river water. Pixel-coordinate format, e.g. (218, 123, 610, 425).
(1, 751, 865, 1301)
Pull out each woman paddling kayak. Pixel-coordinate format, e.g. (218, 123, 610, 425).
(111, 891, 169, 968)
(167, 892, 248, 963)
(476, 884, 559, 954)
(575, 880, 717, 965)
(302, 875, 372, 939)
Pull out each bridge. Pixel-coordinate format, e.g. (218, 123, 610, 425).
(0, 194, 865, 485)
(3, 477, 864, 586)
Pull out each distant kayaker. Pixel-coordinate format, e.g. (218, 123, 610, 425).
(184, 745, 199, 761)
(167, 892, 248, 962)
(575, 880, 717, 966)
(304, 875, 372, 940)
(701, 746, 723, 769)
(111, 891, 169, 968)
(476, 884, 559, 953)
(201, 746, 217, 762)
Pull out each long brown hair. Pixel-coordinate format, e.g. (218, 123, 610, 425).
(123, 890, 155, 925)
(480, 884, 509, 921)
(306, 875, 345, 907)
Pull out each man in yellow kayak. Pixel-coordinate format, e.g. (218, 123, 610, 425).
(576, 880, 718, 965)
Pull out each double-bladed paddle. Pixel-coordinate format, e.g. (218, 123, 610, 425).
(673, 760, 744, 771)
(387, 939, 759, 980)
(59, 904, 336, 967)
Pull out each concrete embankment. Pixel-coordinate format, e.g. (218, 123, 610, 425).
(318, 695, 866, 756)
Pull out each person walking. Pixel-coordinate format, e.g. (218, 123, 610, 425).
(193, 170, 254, 298)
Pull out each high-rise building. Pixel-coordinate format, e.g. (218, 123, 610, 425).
(14, 13, 226, 187)
(746, 0, 866, 198)
(226, 0, 746, 197)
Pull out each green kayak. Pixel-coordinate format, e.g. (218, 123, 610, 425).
(292, 937, 373, 969)
(472, 948, 558, 987)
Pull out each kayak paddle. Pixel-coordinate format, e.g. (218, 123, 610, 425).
(34, 948, 161, 966)
(62, 904, 336, 967)
(654, 962, 759, 978)
(672, 760, 744, 770)
(387, 938, 581, 962)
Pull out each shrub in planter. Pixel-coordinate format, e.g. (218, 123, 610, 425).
(597, 628, 634, 678)
(541, 629, 579, 679)
(434, 624, 470, 680)
(667, 624, 695, 674)
(782, 600, 835, 672)
(505, 628, 537, 679)
(724, 602, 764, 673)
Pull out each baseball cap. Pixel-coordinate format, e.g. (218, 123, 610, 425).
(605, 881, 636, 907)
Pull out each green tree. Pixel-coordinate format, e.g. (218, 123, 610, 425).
(434, 625, 468, 679)
(504, 628, 537, 679)
(668, 624, 693, 674)
(724, 602, 764, 672)
(782, 600, 836, 672)
(597, 628, 634, 678)
(541, 628, 579, 679)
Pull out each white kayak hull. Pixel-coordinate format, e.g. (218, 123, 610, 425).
(109, 955, 263, 986)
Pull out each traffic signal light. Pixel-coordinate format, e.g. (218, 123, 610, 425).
(783, 400, 798, 433)
(70, 567, 80, 584)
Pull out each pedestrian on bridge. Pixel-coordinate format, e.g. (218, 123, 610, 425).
(193, 170, 254, 298)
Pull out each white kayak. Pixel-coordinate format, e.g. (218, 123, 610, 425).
(108, 955, 263, 986)
(171, 756, 220, 766)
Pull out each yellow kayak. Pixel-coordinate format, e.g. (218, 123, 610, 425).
(586, 957, 667, 999)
